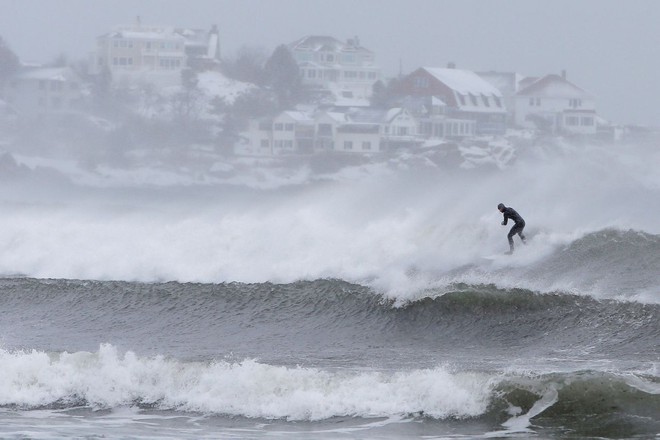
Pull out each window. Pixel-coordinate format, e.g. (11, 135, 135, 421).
(566, 116, 579, 126)
(469, 94, 478, 106)
(318, 124, 332, 135)
(494, 96, 502, 107)
(159, 58, 181, 69)
(420, 121, 432, 136)
(274, 123, 284, 131)
(284, 123, 294, 131)
(482, 95, 490, 107)
(581, 116, 594, 126)
(344, 141, 353, 150)
(570, 98, 582, 108)
(260, 139, 269, 148)
(458, 94, 466, 106)
(415, 77, 429, 88)
(362, 141, 371, 150)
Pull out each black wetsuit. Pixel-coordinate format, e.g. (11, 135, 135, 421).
(501, 206, 526, 251)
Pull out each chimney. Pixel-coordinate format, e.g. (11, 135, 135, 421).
(561, 69, 567, 79)
(447, 62, 456, 69)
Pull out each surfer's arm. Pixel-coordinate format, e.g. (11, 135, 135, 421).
(501, 215, 508, 225)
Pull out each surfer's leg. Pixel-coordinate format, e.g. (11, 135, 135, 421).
(507, 227, 515, 252)
(520, 222, 527, 244)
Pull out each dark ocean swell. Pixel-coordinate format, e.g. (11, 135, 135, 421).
(0, 277, 658, 369)
(0, 273, 658, 437)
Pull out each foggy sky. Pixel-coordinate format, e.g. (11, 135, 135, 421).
(1, 0, 659, 127)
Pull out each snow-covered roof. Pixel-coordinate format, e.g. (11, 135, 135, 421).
(322, 112, 349, 123)
(517, 74, 594, 99)
(423, 67, 503, 97)
(277, 111, 315, 123)
(385, 107, 406, 122)
(289, 35, 373, 54)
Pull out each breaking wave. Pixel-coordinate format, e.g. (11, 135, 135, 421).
(0, 345, 658, 437)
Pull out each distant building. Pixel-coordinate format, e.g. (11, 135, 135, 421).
(240, 107, 421, 156)
(396, 66, 507, 135)
(288, 35, 382, 106)
(400, 96, 476, 140)
(477, 71, 524, 124)
(514, 72, 597, 135)
(3, 66, 82, 118)
(94, 19, 221, 88)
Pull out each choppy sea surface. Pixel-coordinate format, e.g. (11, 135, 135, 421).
(0, 142, 658, 439)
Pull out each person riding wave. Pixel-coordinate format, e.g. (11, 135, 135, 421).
(497, 203, 526, 254)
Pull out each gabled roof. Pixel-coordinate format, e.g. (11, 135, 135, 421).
(289, 35, 373, 54)
(517, 74, 593, 99)
(276, 111, 314, 123)
(422, 67, 503, 97)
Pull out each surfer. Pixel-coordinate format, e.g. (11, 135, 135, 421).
(497, 203, 526, 254)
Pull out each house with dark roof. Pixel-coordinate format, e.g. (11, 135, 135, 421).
(396, 66, 507, 135)
(514, 72, 597, 134)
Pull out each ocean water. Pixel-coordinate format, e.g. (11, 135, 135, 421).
(0, 141, 658, 439)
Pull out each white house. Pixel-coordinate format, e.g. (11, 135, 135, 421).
(514, 73, 597, 134)
(3, 67, 83, 118)
(335, 122, 382, 153)
(242, 111, 316, 156)
(288, 35, 382, 105)
(272, 111, 315, 154)
(94, 20, 219, 88)
(314, 111, 347, 151)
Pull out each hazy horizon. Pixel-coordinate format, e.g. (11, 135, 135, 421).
(1, 0, 660, 127)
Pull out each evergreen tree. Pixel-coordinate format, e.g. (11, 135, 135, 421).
(222, 46, 267, 85)
(0, 36, 19, 84)
(263, 45, 301, 109)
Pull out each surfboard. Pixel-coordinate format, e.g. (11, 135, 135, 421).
(482, 252, 511, 261)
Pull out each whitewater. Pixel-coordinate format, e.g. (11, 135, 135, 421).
(0, 140, 658, 439)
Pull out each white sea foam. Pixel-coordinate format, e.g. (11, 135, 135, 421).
(0, 141, 658, 303)
(0, 344, 494, 420)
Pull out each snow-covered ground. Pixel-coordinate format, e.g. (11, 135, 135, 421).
(4, 135, 518, 190)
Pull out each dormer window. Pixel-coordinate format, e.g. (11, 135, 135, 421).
(469, 94, 478, 106)
(482, 95, 490, 107)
